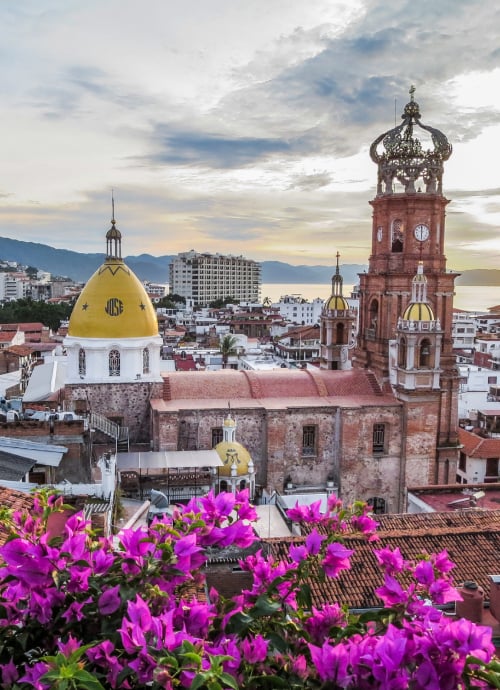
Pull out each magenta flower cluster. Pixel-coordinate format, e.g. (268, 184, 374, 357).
(0, 491, 498, 689)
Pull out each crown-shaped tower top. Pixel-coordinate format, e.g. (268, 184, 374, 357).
(370, 86, 452, 196)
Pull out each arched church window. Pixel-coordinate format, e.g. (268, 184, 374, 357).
(398, 337, 407, 368)
(143, 347, 150, 375)
(369, 299, 379, 333)
(335, 322, 345, 344)
(391, 219, 404, 252)
(419, 339, 431, 368)
(109, 349, 120, 377)
(78, 348, 86, 376)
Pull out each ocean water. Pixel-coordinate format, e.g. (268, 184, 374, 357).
(261, 283, 500, 314)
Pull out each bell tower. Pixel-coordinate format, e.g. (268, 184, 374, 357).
(354, 87, 460, 481)
(320, 252, 355, 370)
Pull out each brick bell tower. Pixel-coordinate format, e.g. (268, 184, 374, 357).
(354, 86, 460, 483)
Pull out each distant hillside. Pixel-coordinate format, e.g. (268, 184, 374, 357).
(0, 237, 174, 283)
(0, 236, 497, 286)
(454, 269, 500, 286)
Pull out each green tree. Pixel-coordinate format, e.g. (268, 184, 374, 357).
(0, 298, 74, 331)
(209, 296, 239, 309)
(220, 334, 238, 369)
(156, 294, 186, 309)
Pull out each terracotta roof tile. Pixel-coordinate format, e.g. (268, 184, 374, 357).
(459, 427, 500, 458)
(0, 486, 35, 546)
(162, 369, 387, 402)
(269, 511, 500, 610)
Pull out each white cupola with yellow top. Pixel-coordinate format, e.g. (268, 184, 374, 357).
(214, 412, 255, 497)
(63, 209, 163, 384)
(393, 261, 443, 391)
(320, 252, 355, 371)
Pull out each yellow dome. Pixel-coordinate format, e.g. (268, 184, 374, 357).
(215, 440, 251, 477)
(324, 295, 349, 311)
(402, 302, 435, 321)
(68, 258, 159, 338)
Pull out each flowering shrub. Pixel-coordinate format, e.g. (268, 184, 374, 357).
(0, 490, 499, 689)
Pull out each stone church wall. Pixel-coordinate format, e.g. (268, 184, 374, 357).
(65, 381, 164, 444)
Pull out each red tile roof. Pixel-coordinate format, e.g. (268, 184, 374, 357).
(458, 427, 500, 458)
(162, 369, 385, 402)
(0, 486, 35, 546)
(271, 510, 500, 610)
(0, 323, 45, 332)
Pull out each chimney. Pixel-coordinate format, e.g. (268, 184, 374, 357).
(456, 581, 484, 623)
(489, 575, 500, 621)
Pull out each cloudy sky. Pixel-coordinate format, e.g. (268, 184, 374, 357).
(1, 0, 500, 270)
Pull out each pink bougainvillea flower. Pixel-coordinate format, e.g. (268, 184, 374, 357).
(374, 546, 405, 575)
(98, 584, 121, 616)
(322, 542, 354, 578)
(241, 634, 269, 664)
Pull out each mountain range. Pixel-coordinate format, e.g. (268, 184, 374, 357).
(0, 236, 496, 286)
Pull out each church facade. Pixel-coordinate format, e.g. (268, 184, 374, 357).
(64, 89, 460, 512)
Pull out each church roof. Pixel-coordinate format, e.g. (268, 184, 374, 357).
(161, 368, 385, 402)
(67, 258, 159, 339)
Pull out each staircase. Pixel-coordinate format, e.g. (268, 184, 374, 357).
(90, 412, 130, 452)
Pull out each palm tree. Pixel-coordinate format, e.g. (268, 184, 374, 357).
(263, 296, 272, 307)
(220, 334, 238, 369)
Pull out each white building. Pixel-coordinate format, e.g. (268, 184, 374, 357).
(0, 273, 29, 302)
(452, 310, 476, 350)
(169, 250, 261, 306)
(272, 294, 325, 326)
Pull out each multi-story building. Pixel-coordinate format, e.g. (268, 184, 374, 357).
(272, 295, 325, 326)
(0, 272, 29, 302)
(169, 250, 261, 306)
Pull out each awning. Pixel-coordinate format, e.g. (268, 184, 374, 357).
(117, 450, 223, 472)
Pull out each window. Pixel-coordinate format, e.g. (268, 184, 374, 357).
(367, 496, 386, 514)
(78, 348, 86, 376)
(211, 427, 223, 446)
(142, 347, 150, 374)
(372, 423, 386, 454)
(391, 219, 404, 252)
(488, 376, 497, 385)
(458, 452, 466, 472)
(302, 425, 316, 456)
(369, 299, 379, 333)
(419, 339, 431, 368)
(398, 337, 407, 368)
(109, 349, 120, 377)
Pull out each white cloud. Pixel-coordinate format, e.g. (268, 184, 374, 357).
(0, 0, 499, 271)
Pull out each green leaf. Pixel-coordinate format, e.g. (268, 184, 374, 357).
(190, 674, 208, 690)
(250, 595, 282, 618)
(218, 671, 240, 689)
(72, 669, 107, 689)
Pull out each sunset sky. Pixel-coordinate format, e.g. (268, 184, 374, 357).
(1, 0, 500, 270)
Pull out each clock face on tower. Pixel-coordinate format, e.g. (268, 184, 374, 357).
(414, 224, 430, 242)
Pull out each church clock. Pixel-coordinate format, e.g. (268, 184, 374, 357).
(414, 224, 430, 242)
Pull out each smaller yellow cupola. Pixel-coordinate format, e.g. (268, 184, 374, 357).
(323, 251, 349, 313)
(402, 261, 435, 322)
(215, 412, 252, 478)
